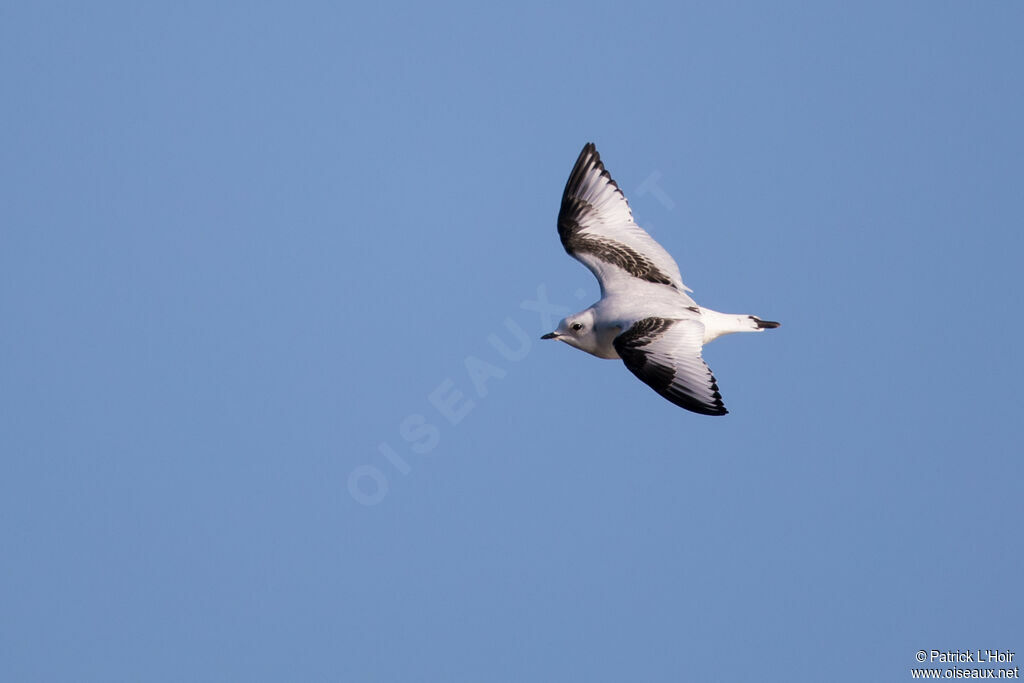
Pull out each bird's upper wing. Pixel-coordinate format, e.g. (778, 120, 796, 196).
(613, 317, 727, 416)
(557, 143, 694, 302)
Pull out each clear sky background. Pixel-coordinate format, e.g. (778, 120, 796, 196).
(3, 3, 1022, 682)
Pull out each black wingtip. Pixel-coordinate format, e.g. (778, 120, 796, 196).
(578, 142, 599, 165)
(690, 403, 729, 416)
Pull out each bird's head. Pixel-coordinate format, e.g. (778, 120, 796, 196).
(541, 309, 600, 355)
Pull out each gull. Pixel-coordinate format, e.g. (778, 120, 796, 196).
(541, 143, 779, 416)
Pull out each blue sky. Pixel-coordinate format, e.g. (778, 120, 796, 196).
(2, 2, 1022, 681)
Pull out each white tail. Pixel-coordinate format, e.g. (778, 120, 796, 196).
(699, 307, 780, 345)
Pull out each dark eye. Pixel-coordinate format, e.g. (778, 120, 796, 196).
(571, 322, 584, 331)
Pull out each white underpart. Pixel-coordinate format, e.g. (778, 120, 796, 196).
(563, 294, 763, 359)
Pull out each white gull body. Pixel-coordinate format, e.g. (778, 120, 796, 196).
(542, 143, 780, 416)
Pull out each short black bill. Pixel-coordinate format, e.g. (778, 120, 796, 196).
(752, 317, 780, 329)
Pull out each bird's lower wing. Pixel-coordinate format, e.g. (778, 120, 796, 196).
(613, 317, 727, 416)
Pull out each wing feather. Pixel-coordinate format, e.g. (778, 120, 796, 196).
(613, 317, 727, 416)
(557, 143, 693, 300)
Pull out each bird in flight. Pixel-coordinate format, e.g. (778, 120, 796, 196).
(542, 143, 780, 416)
